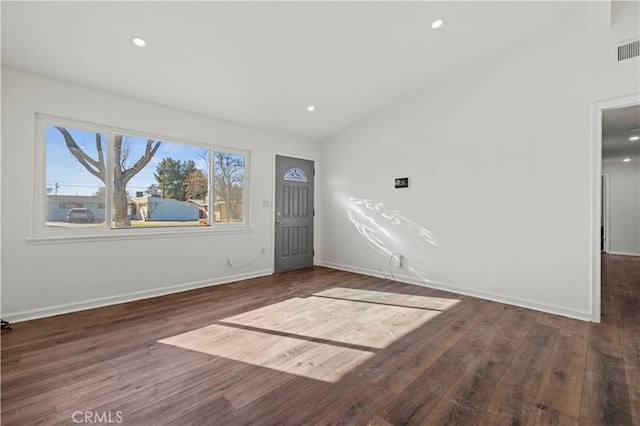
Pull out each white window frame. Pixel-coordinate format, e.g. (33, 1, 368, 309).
(29, 114, 251, 244)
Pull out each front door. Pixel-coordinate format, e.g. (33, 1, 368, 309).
(274, 155, 314, 272)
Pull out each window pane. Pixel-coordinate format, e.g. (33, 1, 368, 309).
(283, 167, 308, 182)
(41, 119, 251, 234)
(111, 134, 210, 229)
(45, 125, 107, 229)
(214, 152, 245, 223)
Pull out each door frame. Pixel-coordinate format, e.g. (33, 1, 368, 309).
(601, 172, 611, 254)
(271, 151, 318, 272)
(591, 93, 640, 322)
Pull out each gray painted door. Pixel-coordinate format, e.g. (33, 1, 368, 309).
(274, 155, 314, 272)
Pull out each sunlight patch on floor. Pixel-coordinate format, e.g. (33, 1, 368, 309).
(159, 288, 459, 398)
(220, 295, 442, 349)
(159, 321, 374, 383)
(314, 287, 460, 311)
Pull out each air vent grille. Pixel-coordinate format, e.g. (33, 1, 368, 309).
(617, 39, 639, 61)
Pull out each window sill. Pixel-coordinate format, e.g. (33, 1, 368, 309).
(26, 225, 252, 245)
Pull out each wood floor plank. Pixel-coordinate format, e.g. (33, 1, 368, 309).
(580, 255, 637, 426)
(580, 350, 634, 425)
(354, 298, 497, 396)
(307, 382, 397, 426)
(621, 323, 640, 426)
(83, 356, 252, 425)
(366, 416, 394, 426)
(525, 405, 580, 426)
(155, 396, 236, 426)
(425, 314, 539, 425)
(534, 321, 589, 419)
(472, 319, 559, 425)
(1, 256, 638, 425)
(612, 258, 640, 425)
(378, 305, 520, 425)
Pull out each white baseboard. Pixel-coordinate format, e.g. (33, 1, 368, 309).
(3, 269, 273, 323)
(607, 251, 640, 257)
(7, 261, 596, 324)
(317, 260, 592, 322)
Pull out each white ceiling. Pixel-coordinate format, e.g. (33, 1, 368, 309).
(2, 1, 590, 141)
(603, 105, 640, 162)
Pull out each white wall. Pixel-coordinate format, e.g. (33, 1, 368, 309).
(318, 5, 640, 320)
(603, 161, 640, 255)
(1, 67, 320, 322)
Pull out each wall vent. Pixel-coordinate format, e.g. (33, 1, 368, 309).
(616, 39, 639, 61)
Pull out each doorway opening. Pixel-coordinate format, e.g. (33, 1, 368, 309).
(593, 96, 640, 322)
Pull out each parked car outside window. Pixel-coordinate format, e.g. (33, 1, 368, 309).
(66, 208, 95, 223)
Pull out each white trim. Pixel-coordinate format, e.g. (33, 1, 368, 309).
(26, 226, 254, 245)
(317, 261, 592, 321)
(3, 269, 273, 323)
(602, 172, 611, 254)
(591, 93, 640, 323)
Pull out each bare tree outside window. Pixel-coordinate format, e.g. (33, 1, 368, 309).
(214, 152, 244, 223)
(54, 127, 161, 228)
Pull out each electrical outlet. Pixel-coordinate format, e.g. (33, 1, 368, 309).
(227, 257, 233, 266)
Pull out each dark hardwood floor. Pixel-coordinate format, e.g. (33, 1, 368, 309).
(1, 255, 638, 425)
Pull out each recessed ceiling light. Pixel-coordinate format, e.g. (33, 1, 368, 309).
(307, 105, 315, 112)
(630, 135, 640, 141)
(432, 19, 443, 29)
(131, 37, 147, 47)
(623, 158, 631, 162)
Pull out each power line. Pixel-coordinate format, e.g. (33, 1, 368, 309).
(47, 183, 103, 188)
(47, 183, 151, 190)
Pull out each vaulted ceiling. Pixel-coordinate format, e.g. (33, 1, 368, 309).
(2, 1, 597, 141)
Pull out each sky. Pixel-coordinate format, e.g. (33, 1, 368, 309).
(46, 126, 210, 197)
